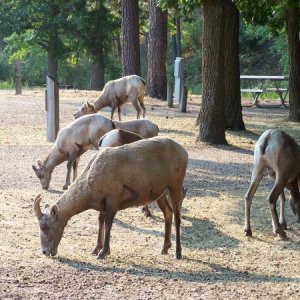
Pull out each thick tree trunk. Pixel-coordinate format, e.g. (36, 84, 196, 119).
(121, 0, 141, 76)
(287, 4, 300, 121)
(197, 0, 227, 144)
(90, 61, 105, 90)
(224, 0, 245, 130)
(147, 0, 168, 100)
(14, 60, 22, 95)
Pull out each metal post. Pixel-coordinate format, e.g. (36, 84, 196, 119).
(46, 76, 59, 142)
(167, 81, 174, 107)
(174, 57, 184, 104)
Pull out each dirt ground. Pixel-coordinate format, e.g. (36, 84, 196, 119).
(0, 89, 300, 299)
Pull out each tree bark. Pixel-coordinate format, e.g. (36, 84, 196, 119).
(197, 0, 227, 144)
(14, 60, 22, 95)
(224, 0, 245, 130)
(147, 0, 168, 100)
(287, 3, 300, 121)
(121, 0, 141, 76)
(90, 61, 105, 90)
(47, 35, 59, 82)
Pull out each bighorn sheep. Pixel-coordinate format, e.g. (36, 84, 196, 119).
(33, 137, 188, 259)
(244, 129, 300, 238)
(98, 128, 143, 148)
(32, 114, 159, 190)
(74, 75, 146, 121)
(98, 129, 151, 217)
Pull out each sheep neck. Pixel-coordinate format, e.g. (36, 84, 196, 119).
(56, 177, 91, 224)
(44, 145, 66, 174)
(94, 92, 111, 112)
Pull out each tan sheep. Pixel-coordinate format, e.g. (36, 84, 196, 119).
(244, 129, 300, 239)
(32, 114, 159, 190)
(74, 75, 146, 121)
(33, 137, 188, 259)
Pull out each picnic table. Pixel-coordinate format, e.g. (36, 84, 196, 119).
(240, 75, 289, 108)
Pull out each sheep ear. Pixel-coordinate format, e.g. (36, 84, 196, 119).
(37, 160, 43, 168)
(86, 101, 92, 108)
(32, 164, 38, 172)
(50, 205, 59, 219)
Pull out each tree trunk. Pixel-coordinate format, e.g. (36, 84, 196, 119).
(172, 18, 177, 61)
(224, 0, 245, 130)
(147, 0, 168, 100)
(176, 16, 182, 57)
(90, 61, 105, 90)
(47, 35, 59, 82)
(14, 60, 22, 95)
(287, 4, 300, 121)
(197, 0, 227, 144)
(121, 0, 141, 76)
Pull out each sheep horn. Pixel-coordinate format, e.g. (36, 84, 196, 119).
(34, 194, 43, 219)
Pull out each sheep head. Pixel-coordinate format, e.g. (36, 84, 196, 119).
(34, 194, 65, 257)
(32, 160, 51, 190)
(74, 101, 96, 119)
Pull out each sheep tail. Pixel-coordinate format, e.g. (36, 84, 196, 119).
(139, 76, 146, 86)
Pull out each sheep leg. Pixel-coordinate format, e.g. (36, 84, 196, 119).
(279, 192, 287, 230)
(91, 211, 105, 255)
(72, 156, 80, 181)
(157, 195, 173, 254)
(244, 163, 265, 237)
(139, 100, 146, 118)
(63, 151, 79, 190)
(97, 207, 117, 259)
(131, 98, 141, 119)
(268, 178, 287, 238)
(117, 105, 122, 121)
(168, 187, 183, 259)
(288, 179, 300, 222)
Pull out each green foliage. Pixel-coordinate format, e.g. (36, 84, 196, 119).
(239, 21, 288, 77)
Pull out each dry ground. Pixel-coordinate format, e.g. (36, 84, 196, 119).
(0, 89, 300, 299)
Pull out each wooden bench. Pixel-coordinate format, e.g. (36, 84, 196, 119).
(241, 89, 263, 107)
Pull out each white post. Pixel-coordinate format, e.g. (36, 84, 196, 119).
(46, 76, 59, 142)
(174, 57, 184, 104)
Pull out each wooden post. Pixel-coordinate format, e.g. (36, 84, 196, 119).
(180, 86, 187, 112)
(46, 76, 59, 142)
(167, 81, 174, 107)
(14, 60, 22, 95)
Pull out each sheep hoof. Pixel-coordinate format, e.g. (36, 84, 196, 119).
(244, 229, 252, 237)
(280, 221, 288, 230)
(91, 246, 102, 256)
(142, 206, 152, 217)
(97, 249, 110, 259)
(275, 228, 287, 240)
(175, 251, 182, 259)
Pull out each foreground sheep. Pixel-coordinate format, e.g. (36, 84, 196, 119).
(34, 137, 188, 259)
(244, 129, 300, 238)
(74, 75, 146, 120)
(32, 114, 159, 190)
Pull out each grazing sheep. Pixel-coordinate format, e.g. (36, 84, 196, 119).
(244, 129, 300, 238)
(33, 137, 188, 259)
(32, 115, 159, 190)
(74, 75, 146, 121)
(98, 129, 151, 217)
